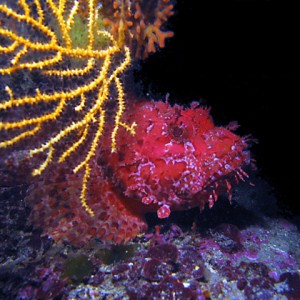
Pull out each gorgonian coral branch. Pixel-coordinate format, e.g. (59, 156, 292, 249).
(0, 0, 134, 216)
(101, 0, 175, 58)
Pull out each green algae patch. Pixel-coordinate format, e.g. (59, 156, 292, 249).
(96, 244, 138, 265)
(62, 254, 94, 283)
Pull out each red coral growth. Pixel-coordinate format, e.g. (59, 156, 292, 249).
(101, 0, 174, 58)
(26, 99, 251, 246)
(27, 165, 147, 246)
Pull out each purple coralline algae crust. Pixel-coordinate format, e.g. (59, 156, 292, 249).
(1, 184, 300, 299)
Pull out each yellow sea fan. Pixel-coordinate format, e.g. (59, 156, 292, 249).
(0, 0, 135, 216)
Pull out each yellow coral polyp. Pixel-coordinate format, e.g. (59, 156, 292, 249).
(0, 0, 134, 216)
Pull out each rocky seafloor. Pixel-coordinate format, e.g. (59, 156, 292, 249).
(1, 178, 300, 300)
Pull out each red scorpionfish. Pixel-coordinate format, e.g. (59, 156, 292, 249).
(27, 100, 251, 246)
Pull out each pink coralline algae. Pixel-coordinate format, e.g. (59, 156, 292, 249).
(26, 99, 251, 246)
